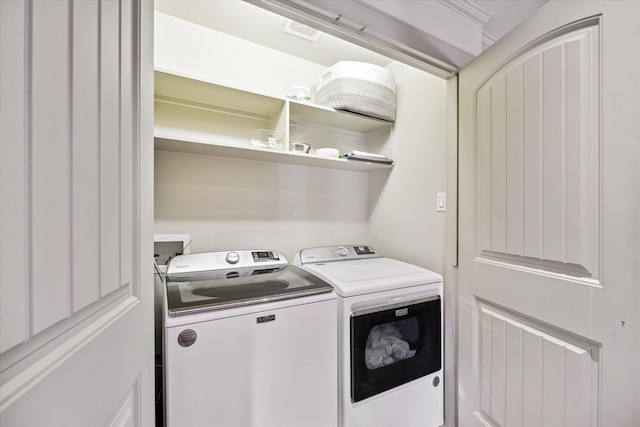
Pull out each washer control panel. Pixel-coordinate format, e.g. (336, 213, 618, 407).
(166, 249, 287, 277)
(296, 245, 380, 264)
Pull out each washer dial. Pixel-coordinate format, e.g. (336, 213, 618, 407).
(225, 251, 240, 264)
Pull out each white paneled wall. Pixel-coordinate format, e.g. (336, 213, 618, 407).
(0, 0, 134, 355)
(475, 25, 599, 280)
(477, 301, 598, 427)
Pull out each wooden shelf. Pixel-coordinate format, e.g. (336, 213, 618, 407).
(289, 99, 392, 134)
(155, 135, 393, 172)
(153, 69, 394, 172)
(155, 70, 284, 117)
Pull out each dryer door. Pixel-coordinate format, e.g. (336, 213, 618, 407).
(350, 296, 441, 402)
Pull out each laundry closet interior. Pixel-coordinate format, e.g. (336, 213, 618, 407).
(153, 0, 456, 425)
(153, 0, 454, 270)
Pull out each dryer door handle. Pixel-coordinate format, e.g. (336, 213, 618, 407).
(351, 295, 440, 318)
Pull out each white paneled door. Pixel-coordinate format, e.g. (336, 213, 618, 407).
(0, 0, 154, 425)
(458, 1, 640, 426)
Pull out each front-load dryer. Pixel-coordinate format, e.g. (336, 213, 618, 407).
(295, 245, 443, 427)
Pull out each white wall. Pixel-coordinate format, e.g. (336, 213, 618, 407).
(368, 62, 448, 273)
(154, 151, 369, 260)
(155, 12, 325, 99)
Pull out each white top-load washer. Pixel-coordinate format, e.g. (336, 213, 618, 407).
(295, 245, 444, 427)
(163, 249, 337, 427)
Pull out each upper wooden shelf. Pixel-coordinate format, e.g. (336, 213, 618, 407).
(153, 69, 394, 172)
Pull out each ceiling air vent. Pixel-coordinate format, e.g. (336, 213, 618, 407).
(283, 19, 321, 42)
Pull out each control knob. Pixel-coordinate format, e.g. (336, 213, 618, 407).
(337, 246, 348, 257)
(225, 251, 240, 264)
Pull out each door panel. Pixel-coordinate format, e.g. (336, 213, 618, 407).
(30, 0, 73, 334)
(477, 299, 598, 426)
(0, 0, 28, 354)
(72, 0, 101, 312)
(475, 23, 599, 280)
(458, 1, 640, 426)
(0, 0, 154, 425)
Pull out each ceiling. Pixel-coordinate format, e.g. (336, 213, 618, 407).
(154, 0, 547, 75)
(155, 1, 395, 68)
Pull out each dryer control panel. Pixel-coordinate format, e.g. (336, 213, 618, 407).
(296, 245, 381, 264)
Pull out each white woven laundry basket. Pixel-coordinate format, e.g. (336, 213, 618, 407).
(316, 61, 396, 122)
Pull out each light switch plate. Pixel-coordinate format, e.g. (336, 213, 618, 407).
(436, 192, 446, 212)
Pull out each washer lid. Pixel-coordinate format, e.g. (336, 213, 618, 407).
(166, 265, 333, 315)
(301, 257, 442, 297)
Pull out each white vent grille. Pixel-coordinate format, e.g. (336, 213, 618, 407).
(283, 19, 321, 42)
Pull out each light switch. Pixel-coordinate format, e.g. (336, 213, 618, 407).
(436, 192, 446, 212)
